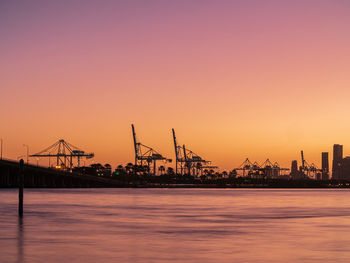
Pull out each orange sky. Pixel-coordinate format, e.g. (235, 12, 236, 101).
(1, 1, 350, 171)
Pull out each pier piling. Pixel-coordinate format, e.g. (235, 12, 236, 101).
(18, 159, 24, 217)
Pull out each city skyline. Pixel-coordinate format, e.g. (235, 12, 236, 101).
(1, 1, 350, 170)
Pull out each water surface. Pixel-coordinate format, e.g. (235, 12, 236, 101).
(1, 188, 350, 262)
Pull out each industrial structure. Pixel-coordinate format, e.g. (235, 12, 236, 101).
(11, 126, 350, 183)
(172, 128, 217, 176)
(299, 150, 322, 179)
(132, 124, 171, 175)
(30, 139, 94, 170)
(234, 158, 289, 178)
(5, 130, 350, 187)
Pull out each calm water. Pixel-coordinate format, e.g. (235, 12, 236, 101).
(1, 189, 350, 263)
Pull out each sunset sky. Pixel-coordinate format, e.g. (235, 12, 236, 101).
(1, 0, 350, 171)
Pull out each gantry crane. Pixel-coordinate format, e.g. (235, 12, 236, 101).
(132, 124, 171, 175)
(172, 128, 217, 176)
(260, 158, 289, 178)
(234, 158, 289, 178)
(234, 158, 260, 177)
(30, 139, 94, 170)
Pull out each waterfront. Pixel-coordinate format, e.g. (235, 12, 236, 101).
(1, 189, 350, 262)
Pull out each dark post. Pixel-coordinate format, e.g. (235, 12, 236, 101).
(19, 159, 24, 217)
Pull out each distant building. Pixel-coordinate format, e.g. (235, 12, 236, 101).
(291, 160, 298, 179)
(332, 144, 343, 180)
(340, 157, 350, 180)
(322, 152, 329, 180)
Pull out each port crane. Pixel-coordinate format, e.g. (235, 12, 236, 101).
(260, 158, 289, 178)
(30, 139, 94, 170)
(234, 158, 289, 178)
(234, 158, 260, 177)
(132, 124, 171, 175)
(172, 128, 217, 176)
(300, 150, 321, 179)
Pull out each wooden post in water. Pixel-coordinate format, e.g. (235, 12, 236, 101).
(19, 159, 24, 217)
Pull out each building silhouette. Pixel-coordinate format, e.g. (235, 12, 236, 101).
(291, 160, 298, 179)
(339, 157, 350, 180)
(332, 144, 343, 180)
(321, 152, 329, 180)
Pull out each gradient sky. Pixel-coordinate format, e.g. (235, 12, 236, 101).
(1, 0, 350, 171)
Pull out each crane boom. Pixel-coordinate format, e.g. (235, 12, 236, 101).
(131, 124, 138, 165)
(301, 150, 305, 168)
(172, 128, 179, 174)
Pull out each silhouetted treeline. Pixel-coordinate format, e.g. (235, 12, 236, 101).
(70, 163, 350, 188)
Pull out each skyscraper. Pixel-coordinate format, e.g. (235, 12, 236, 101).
(340, 157, 350, 181)
(291, 160, 298, 179)
(332, 144, 343, 180)
(322, 152, 329, 180)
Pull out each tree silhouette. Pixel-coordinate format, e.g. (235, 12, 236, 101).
(125, 163, 134, 175)
(159, 165, 165, 175)
(166, 167, 175, 176)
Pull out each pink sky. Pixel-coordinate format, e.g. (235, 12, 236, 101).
(1, 0, 350, 170)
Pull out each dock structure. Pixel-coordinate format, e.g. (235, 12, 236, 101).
(18, 159, 24, 217)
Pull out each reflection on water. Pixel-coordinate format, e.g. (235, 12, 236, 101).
(17, 217, 23, 263)
(1, 189, 350, 263)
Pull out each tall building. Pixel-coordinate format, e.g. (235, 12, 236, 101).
(340, 157, 350, 181)
(321, 152, 329, 180)
(332, 144, 343, 180)
(291, 160, 298, 179)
